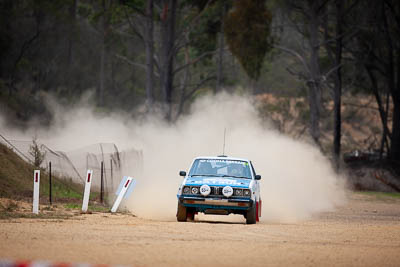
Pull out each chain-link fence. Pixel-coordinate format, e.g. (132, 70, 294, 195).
(0, 133, 143, 195)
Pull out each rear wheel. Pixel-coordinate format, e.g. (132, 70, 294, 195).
(176, 202, 187, 222)
(246, 203, 257, 224)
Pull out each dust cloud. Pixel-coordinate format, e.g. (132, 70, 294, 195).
(0, 92, 346, 222)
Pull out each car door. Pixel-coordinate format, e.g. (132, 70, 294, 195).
(250, 161, 260, 200)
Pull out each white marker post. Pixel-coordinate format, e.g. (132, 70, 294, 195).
(82, 170, 93, 212)
(111, 176, 136, 213)
(33, 170, 40, 214)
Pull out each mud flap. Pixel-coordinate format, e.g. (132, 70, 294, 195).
(256, 201, 259, 222)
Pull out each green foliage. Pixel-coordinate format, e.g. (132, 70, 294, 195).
(0, 143, 35, 198)
(64, 203, 109, 212)
(42, 178, 82, 200)
(110, 5, 127, 24)
(183, 0, 211, 10)
(64, 203, 80, 209)
(88, 204, 110, 212)
(179, 1, 231, 61)
(121, 0, 145, 12)
(224, 0, 273, 80)
(0, 143, 83, 202)
(77, 2, 95, 18)
(188, 5, 219, 57)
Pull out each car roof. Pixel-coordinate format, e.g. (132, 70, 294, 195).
(194, 156, 251, 162)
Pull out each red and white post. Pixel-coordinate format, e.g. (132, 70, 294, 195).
(111, 176, 133, 213)
(32, 170, 40, 214)
(82, 170, 93, 212)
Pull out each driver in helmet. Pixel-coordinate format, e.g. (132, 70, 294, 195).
(198, 162, 214, 175)
(229, 163, 244, 176)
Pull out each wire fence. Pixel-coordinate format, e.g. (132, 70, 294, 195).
(0, 133, 143, 195)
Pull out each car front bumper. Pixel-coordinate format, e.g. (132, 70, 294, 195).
(178, 195, 253, 210)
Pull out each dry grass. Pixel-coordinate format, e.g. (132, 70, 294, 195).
(0, 143, 84, 202)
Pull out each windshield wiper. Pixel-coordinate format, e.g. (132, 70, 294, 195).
(191, 174, 218, 177)
(220, 175, 251, 179)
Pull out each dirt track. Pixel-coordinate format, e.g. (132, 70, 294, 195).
(1, 193, 399, 267)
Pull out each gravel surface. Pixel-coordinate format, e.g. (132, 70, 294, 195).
(0, 193, 399, 267)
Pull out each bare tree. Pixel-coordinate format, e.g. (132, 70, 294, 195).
(322, 0, 345, 170)
(332, 0, 343, 170)
(215, 3, 227, 93)
(145, 0, 154, 109)
(351, 0, 400, 163)
(118, 0, 217, 119)
(159, 0, 177, 121)
(98, 0, 113, 107)
(277, 0, 328, 146)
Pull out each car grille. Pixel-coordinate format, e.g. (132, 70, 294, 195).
(210, 186, 223, 196)
(183, 186, 250, 197)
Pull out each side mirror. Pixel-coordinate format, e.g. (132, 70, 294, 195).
(255, 175, 261, 180)
(179, 171, 187, 177)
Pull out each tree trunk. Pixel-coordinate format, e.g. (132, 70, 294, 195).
(307, 2, 322, 146)
(382, 3, 399, 162)
(98, 0, 107, 107)
(380, 90, 390, 158)
(176, 39, 190, 120)
(215, 3, 226, 93)
(0, 0, 13, 80)
(333, 0, 343, 170)
(308, 82, 321, 145)
(365, 65, 392, 146)
(99, 37, 105, 106)
(145, 0, 154, 110)
(391, 27, 400, 162)
(67, 0, 77, 67)
(390, 99, 400, 162)
(160, 0, 177, 121)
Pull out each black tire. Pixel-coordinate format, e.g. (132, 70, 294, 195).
(246, 203, 257, 224)
(176, 202, 187, 222)
(187, 208, 195, 221)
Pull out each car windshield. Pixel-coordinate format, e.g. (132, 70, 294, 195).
(189, 158, 252, 179)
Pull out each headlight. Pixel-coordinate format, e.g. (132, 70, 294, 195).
(222, 186, 233, 197)
(183, 186, 191, 194)
(191, 187, 199, 194)
(243, 189, 251, 197)
(234, 188, 243, 196)
(200, 184, 211, 196)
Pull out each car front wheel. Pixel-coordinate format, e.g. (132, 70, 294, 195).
(177, 202, 187, 222)
(246, 203, 257, 224)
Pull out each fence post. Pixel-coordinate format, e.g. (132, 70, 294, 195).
(82, 170, 93, 212)
(100, 161, 104, 204)
(110, 159, 114, 192)
(49, 161, 52, 205)
(33, 170, 40, 214)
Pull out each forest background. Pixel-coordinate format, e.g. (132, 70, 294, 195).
(0, 0, 399, 174)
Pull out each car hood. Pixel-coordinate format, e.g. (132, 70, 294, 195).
(184, 176, 251, 188)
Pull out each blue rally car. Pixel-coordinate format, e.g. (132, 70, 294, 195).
(177, 156, 262, 224)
